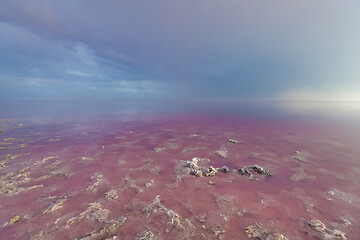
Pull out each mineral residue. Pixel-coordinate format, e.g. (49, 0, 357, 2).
(0, 114, 359, 239)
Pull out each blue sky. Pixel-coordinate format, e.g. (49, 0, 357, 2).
(1, 1, 360, 101)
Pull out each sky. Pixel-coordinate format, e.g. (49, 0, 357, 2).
(0, 0, 360, 101)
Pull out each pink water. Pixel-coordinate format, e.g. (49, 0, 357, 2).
(0, 102, 360, 239)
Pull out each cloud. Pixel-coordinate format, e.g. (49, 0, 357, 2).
(66, 70, 92, 77)
(0, 22, 157, 100)
(278, 87, 360, 101)
(75, 42, 97, 67)
(1, 1, 360, 101)
(23, 77, 67, 86)
(113, 80, 161, 94)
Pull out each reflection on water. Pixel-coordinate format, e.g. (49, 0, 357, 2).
(278, 101, 360, 123)
(0, 101, 360, 239)
(2, 100, 360, 121)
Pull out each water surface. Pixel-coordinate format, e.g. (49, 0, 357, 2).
(0, 101, 360, 239)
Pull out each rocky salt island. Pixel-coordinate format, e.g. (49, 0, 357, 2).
(182, 157, 271, 179)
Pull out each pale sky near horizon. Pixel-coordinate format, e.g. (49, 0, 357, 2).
(1, 1, 360, 101)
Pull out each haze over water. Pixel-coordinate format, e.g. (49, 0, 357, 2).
(1, 101, 360, 239)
